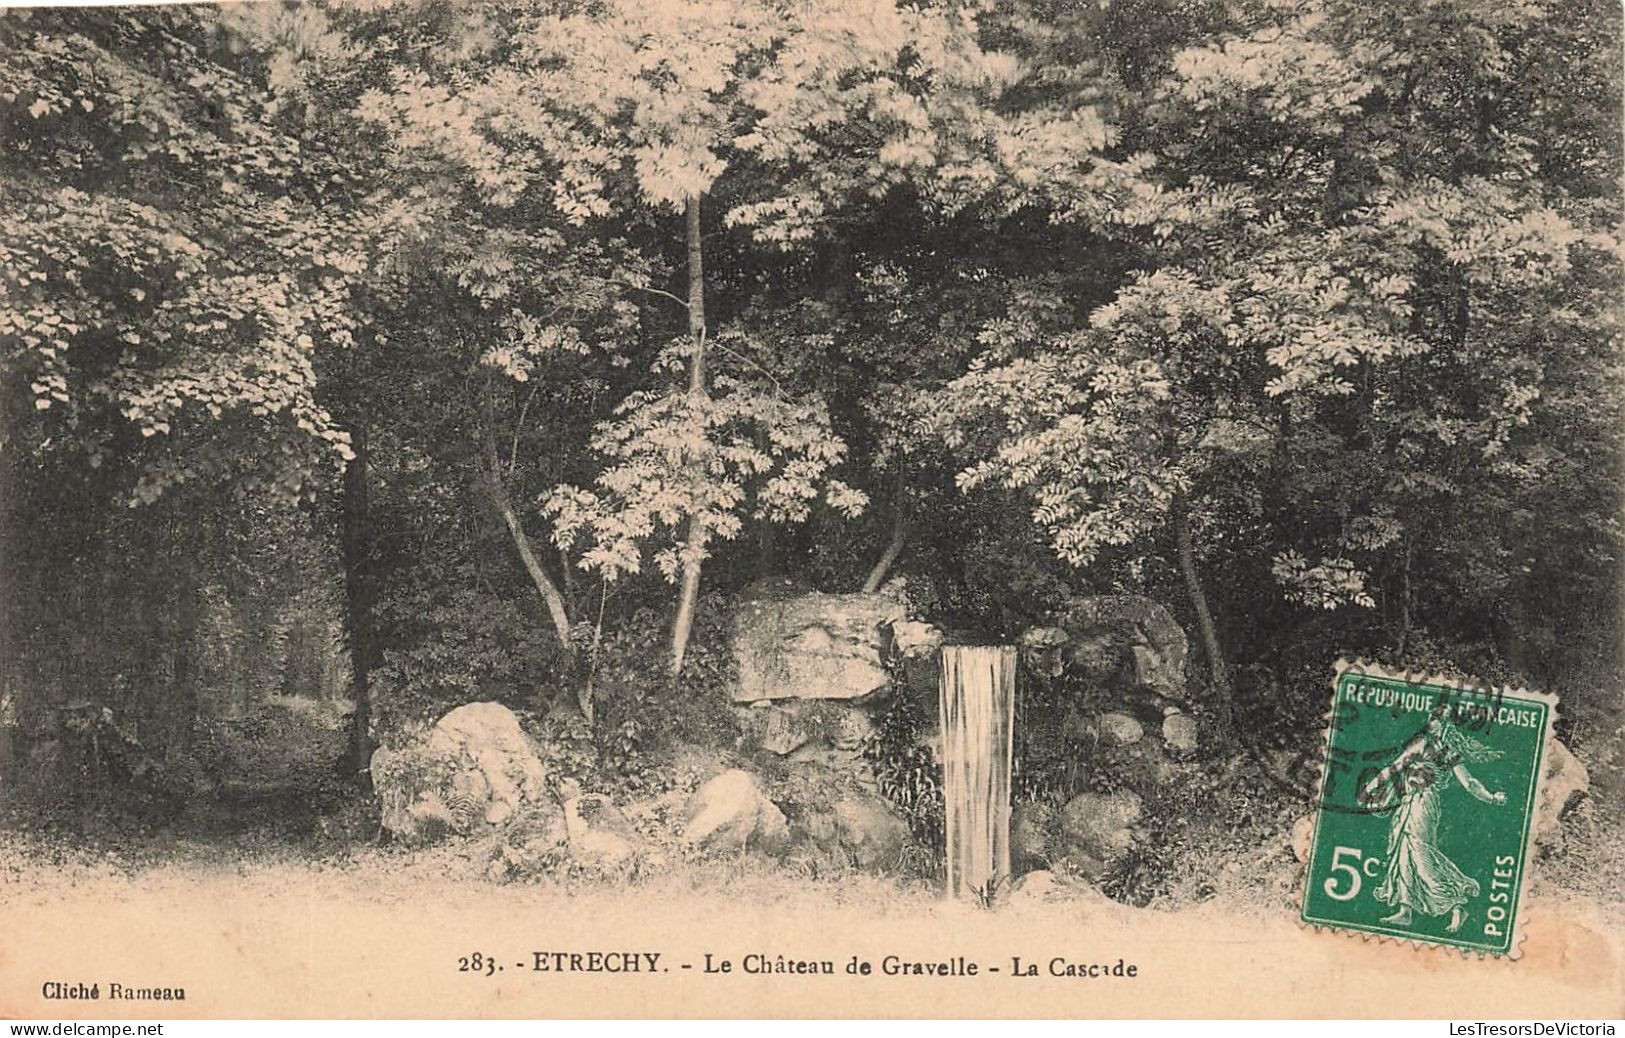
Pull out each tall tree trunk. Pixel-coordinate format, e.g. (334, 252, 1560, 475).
(479, 386, 574, 651)
(670, 193, 709, 675)
(341, 421, 374, 779)
(1174, 501, 1235, 748)
(1397, 539, 1412, 659)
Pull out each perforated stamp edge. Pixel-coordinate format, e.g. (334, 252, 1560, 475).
(1295, 657, 1561, 961)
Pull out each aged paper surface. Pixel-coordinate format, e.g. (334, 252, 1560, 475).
(3, 0, 1622, 1020)
(1, 877, 1622, 1018)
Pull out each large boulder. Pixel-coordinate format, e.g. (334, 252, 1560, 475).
(683, 769, 790, 856)
(1011, 801, 1054, 871)
(372, 701, 552, 842)
(425, 701, 550, 824)
(1056, 790, 1143, 881)
(732, 591, 908, 703)
(832, 793, 911, 871)
(1098, 712, 1144, 747)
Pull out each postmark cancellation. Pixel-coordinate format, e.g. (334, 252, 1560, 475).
(1300, 659, 1559, 958)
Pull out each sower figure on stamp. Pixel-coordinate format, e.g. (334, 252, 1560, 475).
(1358, 711, 1508, 932)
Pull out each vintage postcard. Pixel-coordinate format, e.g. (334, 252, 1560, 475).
(1, 0, 1621, 1021)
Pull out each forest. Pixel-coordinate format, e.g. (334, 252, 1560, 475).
(1, 0, 1620, 914)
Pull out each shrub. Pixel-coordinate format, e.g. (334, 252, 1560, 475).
(865, 686, 944, 853)
(578, 593, 739, 788)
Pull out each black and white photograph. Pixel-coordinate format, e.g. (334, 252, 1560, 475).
(0, 0, 1621, 1020)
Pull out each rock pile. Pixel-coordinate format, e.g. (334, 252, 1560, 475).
(727, 586, 937, 872)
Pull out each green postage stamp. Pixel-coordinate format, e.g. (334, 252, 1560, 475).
(1300, 660, 1557, 957)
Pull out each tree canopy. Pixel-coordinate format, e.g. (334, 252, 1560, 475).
(3, 0, 1619, 789)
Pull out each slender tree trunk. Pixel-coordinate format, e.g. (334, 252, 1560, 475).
(862, 468, 908, 594)
(479, 386, 573, 651)
(486, 480, 575, 650)
(1173, 501, 1235, 747)
(1397, 540, 1412, 659)
(862, 521, 905, 595)
(341, 421, 374, 779)
(169, 560, 200, 761)
(670, 193, 709, 675)
(755, 520, 775, 575)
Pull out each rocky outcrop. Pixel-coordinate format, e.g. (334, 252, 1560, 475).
(730, 589, 942, 807)
(724, 588, 941, 874)
(1025, 596, 1188, 703)
(372, 701, 552, 843)
(1055, 790, 1143, 882)
(683, 769, 790, 856)
(732, 591, 910, 703)
(832, 793, 911, 870)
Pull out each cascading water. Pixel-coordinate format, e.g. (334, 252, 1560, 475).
(938, 645, 1018, 901)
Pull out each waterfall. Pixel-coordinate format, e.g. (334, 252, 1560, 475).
(938, 645, 1017, 901)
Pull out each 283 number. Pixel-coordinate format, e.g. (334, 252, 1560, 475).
(459, 953, 497, 976)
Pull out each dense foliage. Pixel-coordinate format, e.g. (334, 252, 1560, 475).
(2, 0, 1619, 818)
